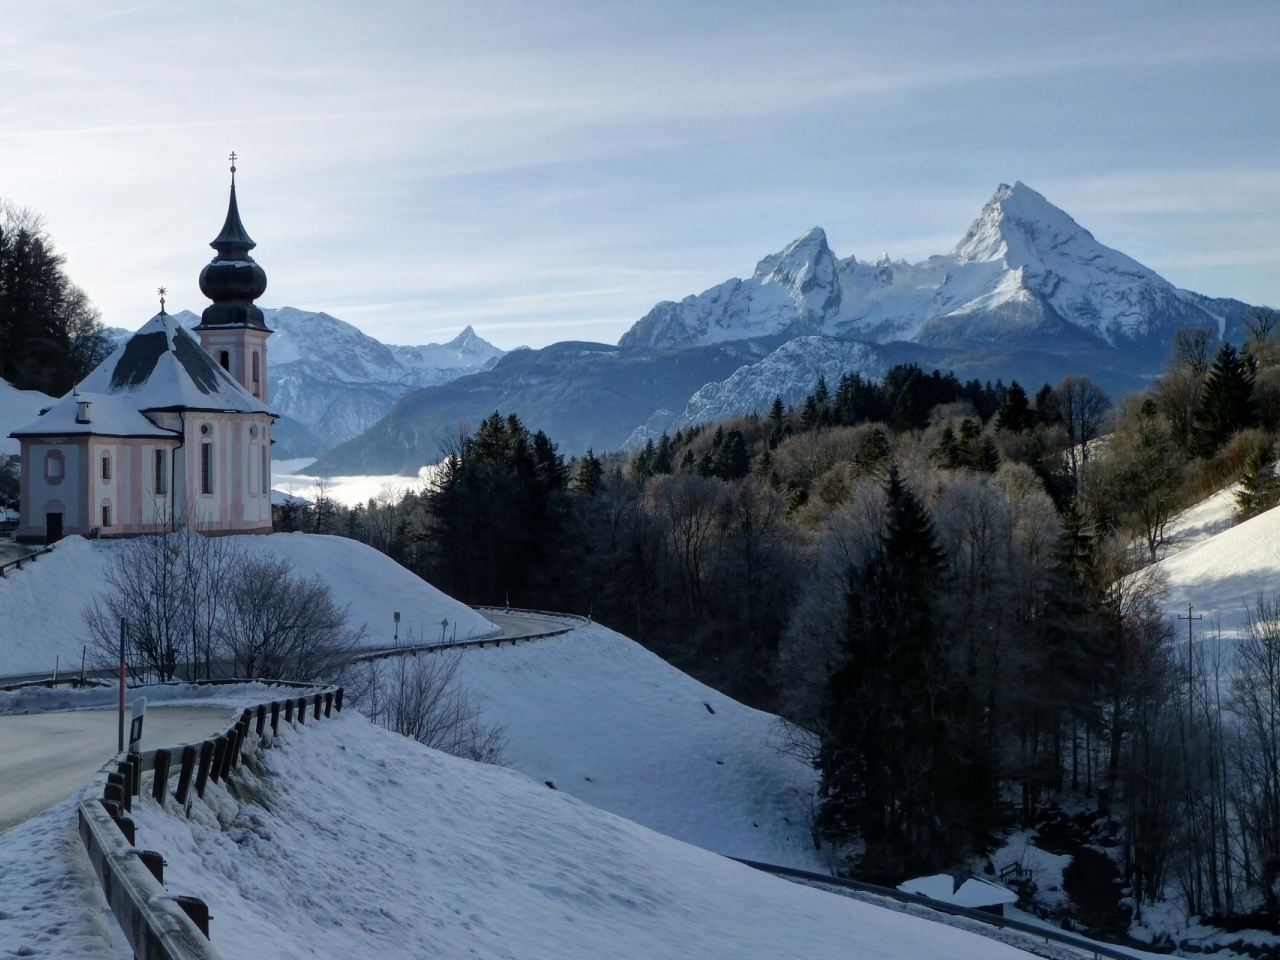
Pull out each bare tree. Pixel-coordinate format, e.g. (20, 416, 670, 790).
(217, 554, 362, 681)
(356, 649, 506, 764)
(1055, 376, 1110, 493)
(85, 533, 191, 680)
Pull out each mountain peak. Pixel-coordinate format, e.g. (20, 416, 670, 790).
(751, 227, 835, 303)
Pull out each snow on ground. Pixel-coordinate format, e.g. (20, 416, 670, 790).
(1159, 485, 1239, 557)
(127, 711, 1036, 960)
(273, 456, 439, 507)
(0, 797, 128, 959)
(1153, 502, 1280, 643)
(453, 623, 823, 870)
(0, 533, 493, 677)
(0, 378, 55, 457)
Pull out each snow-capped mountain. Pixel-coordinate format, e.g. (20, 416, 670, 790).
(109, 308, 506, 457)
(621, 182, 1235, 353)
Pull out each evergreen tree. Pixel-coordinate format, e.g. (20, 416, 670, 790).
(933, 424, 962, 470)
(801, 394, 822, 431)
(653, 433, 675, 475)
(995, 381, 1034, 432)
(1236, 441, 1280, 521)
(0, 202, 111, 394)
(816, 467, 999, 880)
(975, 435, 1000, 473)
(1193, 343, 1258, 457)
(575, 449, 604, 495)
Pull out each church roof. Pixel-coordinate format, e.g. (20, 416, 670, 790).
(9, 312, 274, 438)
(8, 391, 178, 439)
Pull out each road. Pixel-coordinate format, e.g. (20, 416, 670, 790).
(0, 706, 233, 833)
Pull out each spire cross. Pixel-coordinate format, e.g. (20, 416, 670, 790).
(229, 151, 237, 184)
(157, 286, 167, 313)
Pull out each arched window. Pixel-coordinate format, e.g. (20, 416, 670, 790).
(252, 352, 260, 395)
(220, 350, 230, 371)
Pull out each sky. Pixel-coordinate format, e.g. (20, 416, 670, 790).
(1, 0, 1277, 350)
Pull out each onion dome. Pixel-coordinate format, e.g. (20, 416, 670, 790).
(196, 157, 268, 329)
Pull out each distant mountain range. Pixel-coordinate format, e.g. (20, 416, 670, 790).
(109, 309, 507, 458)
(310, 182, 1257, 474)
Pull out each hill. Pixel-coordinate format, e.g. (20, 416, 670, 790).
(0, 533, 493, 678)
(454, 623, 823, 870)
(110, 709, 1036, 960)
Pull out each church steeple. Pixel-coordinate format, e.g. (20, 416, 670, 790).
(195, 154, 272, 401)
(196, 154, 268, 330)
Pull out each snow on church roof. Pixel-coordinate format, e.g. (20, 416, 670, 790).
(9, 312, 274, 439)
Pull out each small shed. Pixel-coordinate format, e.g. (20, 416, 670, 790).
(898, 873, 1019, 916)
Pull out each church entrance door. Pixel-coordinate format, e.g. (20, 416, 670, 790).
(45, 512, 62, 543)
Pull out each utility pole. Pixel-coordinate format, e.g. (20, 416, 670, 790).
(118, 618, 126, 753)
(1178, 604, 1203, 714)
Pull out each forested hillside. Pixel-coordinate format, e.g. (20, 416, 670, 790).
(286, 308, 1280, 929)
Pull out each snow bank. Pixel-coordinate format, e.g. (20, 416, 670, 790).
(0, 680, 289, 716)
(128, 711, 1035, 960)
(1154, 503, 1280, 641)
(0, 797, 127, 959)
(454, 623, 824, 870)
(0, 533, 492, 677)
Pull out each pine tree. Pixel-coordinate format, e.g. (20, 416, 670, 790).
(574, 449, 604, 495)
(1236, 441, 1280, 521)
(995, 381, 1034, 432)
(933, 424, 962, 469)
(975, 435, 1000, 473)
(816, 466, 999, 880)
(1193, 343, 1258, 457)
(653, 433, 674, 474)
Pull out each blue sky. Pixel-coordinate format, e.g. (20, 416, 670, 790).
(2, 0, 1277, 349)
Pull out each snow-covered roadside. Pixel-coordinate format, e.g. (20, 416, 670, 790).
(0, 533, 494, 678)
(0, 680, 292, 716)
(453, 623, 825, 871)
(127, 711, 1036, 960)
(0, 797, 128, 959)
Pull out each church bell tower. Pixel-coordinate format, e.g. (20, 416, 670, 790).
(194, 154, 271, 401)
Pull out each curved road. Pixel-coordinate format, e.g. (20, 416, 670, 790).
(0, 706, 233, 833)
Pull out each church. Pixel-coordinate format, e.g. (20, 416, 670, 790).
(9, 165, 278, 543)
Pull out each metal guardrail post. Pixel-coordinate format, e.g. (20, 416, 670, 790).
(175, 744, 197, 806)
(153, 748, 172, 806)
(195, 740, 214, 798)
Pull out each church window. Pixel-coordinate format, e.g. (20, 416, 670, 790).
(102, 504, 112, 527)
(154, 449, 168, 495)
(201, 442, 214, 495)
(45, 450, 64, 482)
(261, 443, 270, 494)
(102, 454, 111, 481)
(220, 350, 230, 371)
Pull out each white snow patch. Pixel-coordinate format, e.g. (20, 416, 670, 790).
(0, 378, 55, 457)
(272, 457, 440, 507)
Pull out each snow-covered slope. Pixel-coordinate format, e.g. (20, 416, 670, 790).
(112, 710, 1034, 960)
(0, 533, 493, 677)
(0, 378, 55, 457)
(620, 182, 1239, 354)
(455, 624, 822, 870)
(107, 308, 505, 456)
(1155, 503, 1280, 642)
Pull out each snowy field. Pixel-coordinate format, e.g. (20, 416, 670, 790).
(109, 711, 1034, 960)
(1154, 501, 1280, 643)
(0, 533, 494, 677)
(272, 456, 439, 507)
(453, 623, 824, 870)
